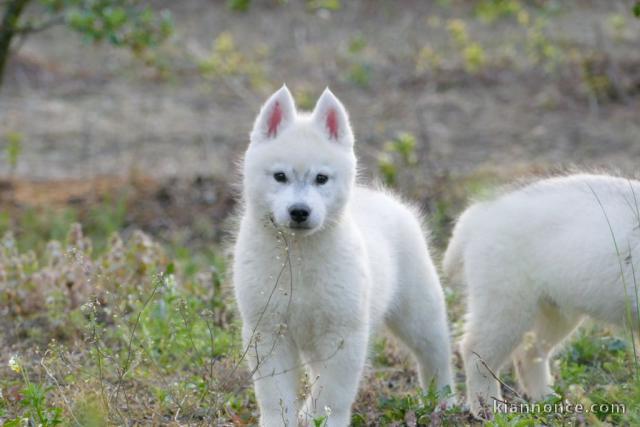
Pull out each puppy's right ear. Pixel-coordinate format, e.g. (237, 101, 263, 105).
(250, 85, 296, 143)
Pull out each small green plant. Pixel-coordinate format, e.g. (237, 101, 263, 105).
(580, 54, 614, 101)
(4, 131, 23, 175)
(462, 42, 486, 73)
(606, 13, 627, 40)
(198, 31, 267, 89)
(526, 17, 561, 71)
(347, 63, 371, 87)
(375, 382, 457, 424)
(446, 19, 487, 73)
(371, 337, 392, 367)
(227, 0, 251, 12)
(341, 33, 371, 87)
(3, 355, 63, 426)
(306, 0, 341, 12)
(312, 415, 328, 427)
(388, 132, 418, 166)
(415, 45, 442, 74)
(377, 132, 419, 186)
(378, 154, 398, 187)
(295, 87, 316, 110)
(348, 34, 367, 54)
(446, 19, 468, 46)
(86, 194, 128, 251)
(475, 0, 522, 23)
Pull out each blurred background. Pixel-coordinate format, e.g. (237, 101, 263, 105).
(1, 1, 640, 425)
(2, 0, 639, 248)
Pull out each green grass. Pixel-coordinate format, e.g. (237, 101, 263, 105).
(2, 205, 640, 425)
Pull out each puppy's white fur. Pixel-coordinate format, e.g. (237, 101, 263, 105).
(234, 86, 454, 426)
(444, 174, 640, 415)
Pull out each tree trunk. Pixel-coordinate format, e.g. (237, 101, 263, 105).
(0, 0, 32, 91)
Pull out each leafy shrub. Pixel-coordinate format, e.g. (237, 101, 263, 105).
(0, 224, 166, 316)
(0, 223, 240, 424)
(0, 0, 174, 87)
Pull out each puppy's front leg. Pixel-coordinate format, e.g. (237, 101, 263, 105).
(300, 330, 368, 427)
(245, 328, 301, 427)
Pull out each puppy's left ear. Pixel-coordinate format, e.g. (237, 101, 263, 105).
(311, 88, 354, 147)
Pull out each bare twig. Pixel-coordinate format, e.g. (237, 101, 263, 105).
(471, 351, 526, 403)
(40, 351, 82, 427)
(112, 275, 163, 422)
(253, 339, 344, 382)
(89, 306, 111, 418)
(135, 340, 186, 419)
(228, 219, 293, 378)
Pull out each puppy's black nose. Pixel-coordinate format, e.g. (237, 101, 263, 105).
(289, 204, 310, 223)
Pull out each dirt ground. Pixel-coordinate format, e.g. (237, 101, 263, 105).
(1, 0, 639, 187)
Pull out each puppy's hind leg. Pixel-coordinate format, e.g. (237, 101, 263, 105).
(461, 284, 535, 416)
(386, 262, 455, 399)
(512, 303, 582, 401)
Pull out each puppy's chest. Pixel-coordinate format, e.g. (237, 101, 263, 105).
(270, 259, 357, 308)
(286, 264, 364, 345)
(253, 256, 365, 333)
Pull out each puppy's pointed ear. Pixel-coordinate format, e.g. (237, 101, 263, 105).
(311, 88, 354, 147)
(251, 85, 297, 143)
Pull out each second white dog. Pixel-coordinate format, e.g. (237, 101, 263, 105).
(444, 174, 640, 415)
(233, 86, 454, 426)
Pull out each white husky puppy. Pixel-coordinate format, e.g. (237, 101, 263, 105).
(444, 173, 640, 415)
(233, 86, 454, 426)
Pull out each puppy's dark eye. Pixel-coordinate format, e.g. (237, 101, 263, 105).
(273, 172, 287, 183)
(315, 174, 329, 185)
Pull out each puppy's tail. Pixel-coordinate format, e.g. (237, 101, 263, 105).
(442, 205, 480, 288)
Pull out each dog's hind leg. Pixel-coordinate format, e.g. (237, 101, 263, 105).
(386, 275, 455, 399)
(512, 303, 582, 401)
(460, 280, 536, 416)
